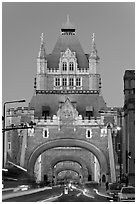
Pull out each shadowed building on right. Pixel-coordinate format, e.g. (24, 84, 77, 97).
(123, 70, 135, 186)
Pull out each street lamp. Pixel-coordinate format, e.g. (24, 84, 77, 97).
(2, 99, 26, 168)
(117, 109, 123, 183)
(116, 126, 122, 182)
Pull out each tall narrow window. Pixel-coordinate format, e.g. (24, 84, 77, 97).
(69, 77, 74, 87)
(55, 78, 60, 87)
(62, 78, 67, 87)
(8, 142, 11, 151)
(86, 129, 92, 138)
(69, 62, 74, 71)
(43, 128, 49, 138)
(76, 78, 81, 87)
(62, 62, 67, 71)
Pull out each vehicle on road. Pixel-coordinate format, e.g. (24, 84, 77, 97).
(107, 182, 124, 201)
(118, 186, 135, 202)
(64, 186, 69, 194)
(13, 185, 30, 192)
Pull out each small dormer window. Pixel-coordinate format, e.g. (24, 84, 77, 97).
(62, 62, 67, 71)
(69, 62, 74, 71)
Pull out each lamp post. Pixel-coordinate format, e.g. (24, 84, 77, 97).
(117, 126, 122, 182)
(117, 110, 123, 183)
(2, 99, 26, 168)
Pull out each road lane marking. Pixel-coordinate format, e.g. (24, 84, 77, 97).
(76, 192, 81, 197)
(72, 186, 94, 199)
(38, 193, 63, 202)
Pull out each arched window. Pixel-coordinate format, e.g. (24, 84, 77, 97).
(62, 62, 67, 71)
(69, 62, 74, 71)
(102, 174, 106, 183)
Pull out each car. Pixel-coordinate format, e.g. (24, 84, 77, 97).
(118, 186, 135, 202)
(64, 186, 69, 194)
(13, 185, 30, 192)
(107, 183, 124, 201)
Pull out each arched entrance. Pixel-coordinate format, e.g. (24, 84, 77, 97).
(27, 139, 108, 178)
(54, 166, 83, 184)
(57, 170, 80, 184)
(49, 155, 91, 180)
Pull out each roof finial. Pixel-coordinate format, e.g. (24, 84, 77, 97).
(62, 15, 74, 29)
(91, 32, 96, 51)
(92, 33, 95, 42)
(67, 14, 70, 24)
(40, 33, 44, 44)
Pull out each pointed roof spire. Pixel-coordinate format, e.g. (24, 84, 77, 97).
(89, 33, 99, 60)
(67, 14, 70, 24)
(38, 32, 46, 59)
(91, 33, 96, 52)
(62, 15, 74, 29)
(40, 32, 44, 45)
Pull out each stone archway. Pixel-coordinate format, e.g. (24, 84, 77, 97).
(27, 139, 108, 178)
(56, 169, 80, 184)
(55, 166, 82, 176)
(49, 155, 91, 179)
(54, 166, 83, 184)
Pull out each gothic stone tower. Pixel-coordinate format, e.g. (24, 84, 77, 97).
(30, 16, 105, 118)
(7, 17, 119, 184)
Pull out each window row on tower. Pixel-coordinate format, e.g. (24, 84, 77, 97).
(54, 77, 82, 89)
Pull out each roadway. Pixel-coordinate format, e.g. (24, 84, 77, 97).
(2, 183, 112, 202)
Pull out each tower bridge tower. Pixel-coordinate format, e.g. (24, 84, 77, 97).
(6, 17, 120, 184)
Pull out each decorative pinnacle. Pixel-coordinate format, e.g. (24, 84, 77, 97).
(91, 32, 96, 52)
(40, 33, 44, 45)
(89, 32, 99, 60)
(92, 33, 95, 42)
(38, 32, 46, 59)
